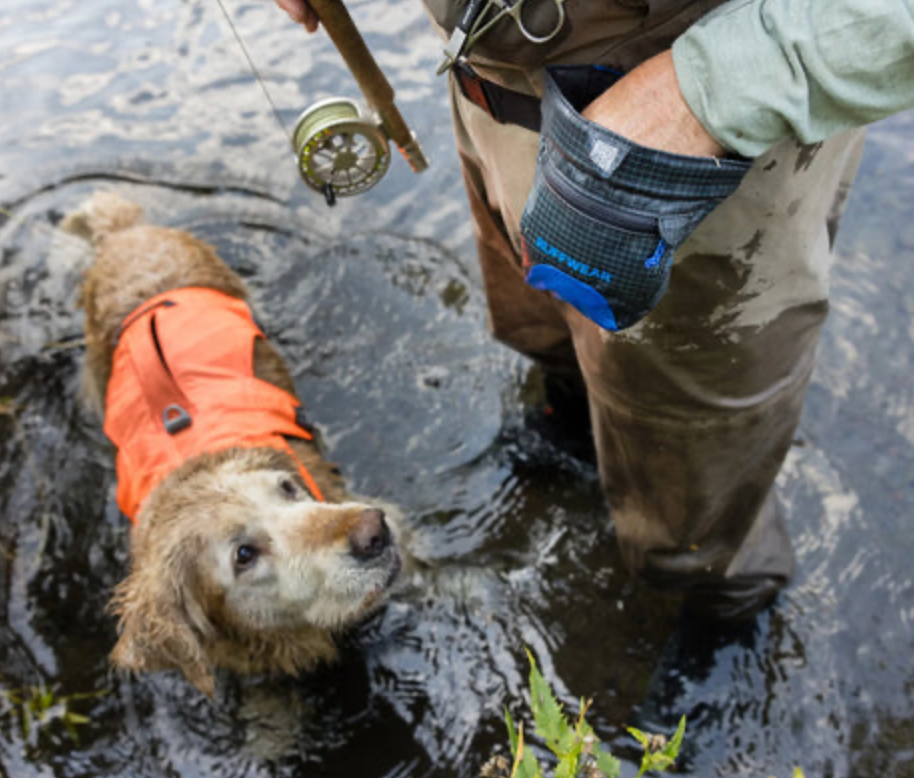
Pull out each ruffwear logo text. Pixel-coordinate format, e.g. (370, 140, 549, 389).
(535, 236, 613, 284)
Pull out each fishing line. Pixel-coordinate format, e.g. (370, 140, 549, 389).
(212, 0, 295, 146)
(211, 0, 427, 205)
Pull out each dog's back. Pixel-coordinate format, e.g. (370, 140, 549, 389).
(65, 193, 249, 403)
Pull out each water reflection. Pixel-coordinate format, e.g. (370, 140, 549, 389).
(2, 1, 914, 777)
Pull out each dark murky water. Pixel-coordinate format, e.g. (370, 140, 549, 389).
(2, 1, 914, 776)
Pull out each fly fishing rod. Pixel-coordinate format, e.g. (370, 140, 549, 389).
(293, 0, 429, 205)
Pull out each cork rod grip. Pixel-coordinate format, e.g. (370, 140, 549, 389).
(307, 0, 429, 172)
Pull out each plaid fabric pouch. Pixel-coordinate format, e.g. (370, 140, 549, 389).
(520, 65, 752, 331)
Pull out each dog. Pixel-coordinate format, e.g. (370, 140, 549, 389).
(63, 191, 401, 696)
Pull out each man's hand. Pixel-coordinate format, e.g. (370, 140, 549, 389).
(275, 0, 320, 32)
(582, 50, 726, 159)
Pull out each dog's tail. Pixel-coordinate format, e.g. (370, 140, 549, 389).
(61, 191, 145, 244)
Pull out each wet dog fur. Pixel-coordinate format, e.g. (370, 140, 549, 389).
(64, 192, 401, 696)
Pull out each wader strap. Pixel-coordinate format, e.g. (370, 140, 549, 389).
(453, 62, 542, 133)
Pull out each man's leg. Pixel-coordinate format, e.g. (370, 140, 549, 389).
(450, 79, 595, 455)
(450, 78, 582, 383)
(451, 72, 866, 620)
(565, 130, 866, 620)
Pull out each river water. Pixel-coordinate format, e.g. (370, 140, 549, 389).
(2, 1, 913, 776)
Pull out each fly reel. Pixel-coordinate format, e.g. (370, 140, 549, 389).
(293, 97, 391, 205)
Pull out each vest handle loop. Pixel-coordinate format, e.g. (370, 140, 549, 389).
(163, 404, 193, 435)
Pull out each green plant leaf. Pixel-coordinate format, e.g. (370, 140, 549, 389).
(517, 747, 540, 778)
(506, 707, 520, 760)
(3, 690, 23, 705)
(626, 726, 650, 749)
(594, 744, 621, 778)
(641, 750, 676, 775)
(526, 651, 567, 751)
(510, 720, 541, 778)
(68, 689, 110, 702)
(63, 717, 81, 745)
(659, 716, 686, 763)
(21, 704, 31, 740)
(554, 755, 577, 778)
(553, 728, 581, 760)
(628, 718, 686, 777)
(492, 648, 683, 778)
(39, 687, 55, 714)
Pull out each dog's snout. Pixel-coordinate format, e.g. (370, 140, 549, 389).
(348, 509, 391, 561)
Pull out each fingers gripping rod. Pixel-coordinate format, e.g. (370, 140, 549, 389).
(307, 0, 429, 174)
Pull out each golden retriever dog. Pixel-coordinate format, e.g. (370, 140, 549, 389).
(63, 191, 401, 696)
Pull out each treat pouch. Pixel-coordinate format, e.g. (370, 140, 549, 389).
(520, 65, 752, 331)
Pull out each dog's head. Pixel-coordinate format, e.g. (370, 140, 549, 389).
(109, 447, 401, 695)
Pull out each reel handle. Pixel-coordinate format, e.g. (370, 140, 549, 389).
(306, 0, 429, 173)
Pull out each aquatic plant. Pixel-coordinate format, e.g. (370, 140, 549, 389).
(0, 681, 107, 746)
(483, 651, 685, 778)
(484, 650, 807, 778)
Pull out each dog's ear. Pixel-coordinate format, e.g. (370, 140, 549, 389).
(109, 540, 217, 697)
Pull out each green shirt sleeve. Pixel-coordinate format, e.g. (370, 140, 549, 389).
(671, 0, 914, 157)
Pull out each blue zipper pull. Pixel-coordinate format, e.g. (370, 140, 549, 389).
(644, 238, 668, 269)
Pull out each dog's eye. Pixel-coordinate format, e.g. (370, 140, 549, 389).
(234, 544, 259, 571)
(279, 478, 298, 498)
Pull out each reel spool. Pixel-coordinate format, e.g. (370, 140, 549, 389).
(293, 97, 391, 205)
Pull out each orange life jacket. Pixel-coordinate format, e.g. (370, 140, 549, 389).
(104, 286, 325, 522)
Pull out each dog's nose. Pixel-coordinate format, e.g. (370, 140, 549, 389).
(348, 508, 391, 560)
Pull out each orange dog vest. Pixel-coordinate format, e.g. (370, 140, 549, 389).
(104, 287, 325, 522)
